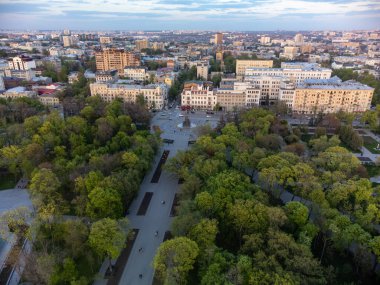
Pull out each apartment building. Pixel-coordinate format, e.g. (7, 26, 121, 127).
(196, 62, 209, 80)
(8, 55, 36, 70)
(135, 39, 149, 51)
(215, 33, 223, 45)
(95, 48, 140, 75)
(246, 76, 283, 105)
(260, 36, 271, 45)
(124, 67, 148, 81)
(293, 77, 374, 114)
(245, 63, 332, 84)
(4, 69, 35, 81)
(0, 87, 36, 99)
(236, 60, 273, 78)
(99, 36, 112, 44)
(90, 82, 167, 109)
(95, 70, 119, 83)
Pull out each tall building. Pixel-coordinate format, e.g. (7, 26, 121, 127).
(90, 82, 167, 109)
(281, 46, 298, 60)
(63, 29, 71, 35)
(196, 62, 209, 80)
(95, 48, 141, 76)
(135, 39, 149, 51)
(260, 36, 271, 44)
(62, 35, 77, 47)
(293, 77, 374, 114)
(8, 55, 36, 70)
(235, 60, 273, 78)
(294, 33, 304, 46)
(215, 33, 223, 45)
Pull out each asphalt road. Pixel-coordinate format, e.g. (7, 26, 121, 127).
(118, 109, 218, 285)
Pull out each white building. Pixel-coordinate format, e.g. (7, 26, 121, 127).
(196, 61, 209, 80)
(294, 33, 304, 46)
(181, 82, 216, 110)
(260, 36, 271, 45)
(124, 67, 148, 81)
(90, 82, 167, 109)
(8, 56, 36, 70)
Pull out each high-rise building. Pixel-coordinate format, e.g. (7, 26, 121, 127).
(260, 36, 271, 44)
(135, 39, 149, 51)
(294, 33, 304, 46)
(235, 60, 273, 78)
(215, 33, 223, 45)
(196, 61, 209, 80)
(8, 55, 36, 70)
(95, 48, 141, 75)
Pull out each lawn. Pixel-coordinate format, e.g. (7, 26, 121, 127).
(362, 136, 380, 154)
(0, 173, 16, 190)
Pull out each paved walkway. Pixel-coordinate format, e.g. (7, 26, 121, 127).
(94, 109, 219, 285)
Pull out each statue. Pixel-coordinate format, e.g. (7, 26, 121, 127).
(183, 116, 191, 128)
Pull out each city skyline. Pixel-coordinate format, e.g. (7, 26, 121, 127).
(0, 0, 379, 31)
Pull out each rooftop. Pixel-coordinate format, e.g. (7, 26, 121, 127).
(297, 78, 374, 90)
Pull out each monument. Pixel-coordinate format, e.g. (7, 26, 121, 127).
(177, 115, 196, 129)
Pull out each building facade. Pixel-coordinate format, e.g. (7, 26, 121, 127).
(90, 82, 167, 109)
(236, 60, 273, 78)
(181, 82, 216, 110)
(8, 56, 36, 70)
(95, 48, 140, 75)
(196, 62, 209, 80)
(123, 67, 148, 81)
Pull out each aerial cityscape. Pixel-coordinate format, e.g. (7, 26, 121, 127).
(0, 0, 380, 285)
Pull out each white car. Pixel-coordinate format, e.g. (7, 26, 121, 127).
(179, 114, 184, 117)
(206, 115, 211, 118)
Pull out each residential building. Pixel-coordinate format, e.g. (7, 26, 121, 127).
(215, 33, 223, 45)
(99, 36, 112, 44)
(124, 67, 148, 81)
(293, 77, 374, 114)
(0, 87, 36, 99)
(95, 48, 140, 75)
(8, 55, 36, 70)
(90, 82, 168, 109)
(38, 94, 60, 106)
(196, 61, 209, 80)
(281, 46, 298, 60)
(95, 70, 119, 83)
(278, 80, 296, 109)
(135, 39, 149, 51)
(4, 69, 35, 81)
(245, 63, 332, 84)
(294, 33, 304, 46)
(62, 35, 77, 47)
(236, 60, 273, 78)
(246, 76, 284, 105)
(152, 42, 165, 50)
(260, 36, 271, 45)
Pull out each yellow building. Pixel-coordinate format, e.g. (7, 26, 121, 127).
(135, 39, 149, 51)
(293, 78, 374, 114)
(215, 33, 223, 45)
(95, 48, 140, 76)
(236, 60, 273, 78)
(99, 36, 112, 44)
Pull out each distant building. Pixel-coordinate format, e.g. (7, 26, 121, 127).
(95, 70, 119, 83)
(152, 42, 165, 50)
(294, 33, 304, 46)
(99, 36, 112, 44)
(62, 35, 77, 47)
(95, 48, 140, 76)
(196, 62, 209, 80)
(135, 39, 149, 51)
(281, 46, 298, 60)
(235, 60, 274, 78)
(0, 76, 4, 91)
(0, 86, 36, 99)
(215, 33, 223, 45)
(8, 55, 36, 70)
(260, 36, 271, 45)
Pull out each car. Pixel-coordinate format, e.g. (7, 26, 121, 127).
(206, 115, 211, 118)
(191, 110, 195, 114)
(179, 114, 184, 117)
(160, 113, 166, 116)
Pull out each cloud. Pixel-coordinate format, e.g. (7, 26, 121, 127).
(0, 0, 379, 30)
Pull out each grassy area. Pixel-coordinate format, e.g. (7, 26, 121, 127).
(0, 173, 16, 190)
(362, 136, 380, 154)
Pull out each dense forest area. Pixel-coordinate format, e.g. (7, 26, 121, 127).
(154, 108, 380, 285)
(0, 97, 160, 284)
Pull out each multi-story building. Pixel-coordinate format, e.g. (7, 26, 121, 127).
(8, 55, 36, 70)
(4, 69, 35, 81)
(62, 35, 77, 47)
(181, 81, 216, 110)
(281, 46, 298, 60)
(196, 62, 209, 80)
(293, 77, 374, 114)
(38, 94, 60, 107)
(245, 63, 332, 84)
(294, 33, 304, 46)
(215, 33, 223, 45)
(152, 42, 165, 50)
(99, 36, 112, 44)
(260, 36, 271, 45)
(0, 87, 36, 99)
(278, 80, 296, 109)
(90, 82, 167, 109)
(95, 70, 119, 83)
(135, 39, 149, 51)
(236, 60, 273, 78)
(124, 67, 148, 81)
(95, 48, 140, 75)
(246, 76, 283, 105)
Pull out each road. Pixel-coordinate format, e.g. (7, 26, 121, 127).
(117, 109, 219, 285)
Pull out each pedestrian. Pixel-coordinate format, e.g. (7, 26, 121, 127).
(139, 274, 142, 279)
(139, 247, 143, 253)
(155, 230, 158, 237)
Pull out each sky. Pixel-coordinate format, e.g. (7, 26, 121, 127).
(0, 0, 379, 31)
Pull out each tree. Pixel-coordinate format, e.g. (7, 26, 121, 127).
(0, 206, 31, 241)
(86, 186, 123, 219)
(153, 237, 199, 284)
(285, 202, 309, 228)
(88, 218, 129, 273)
